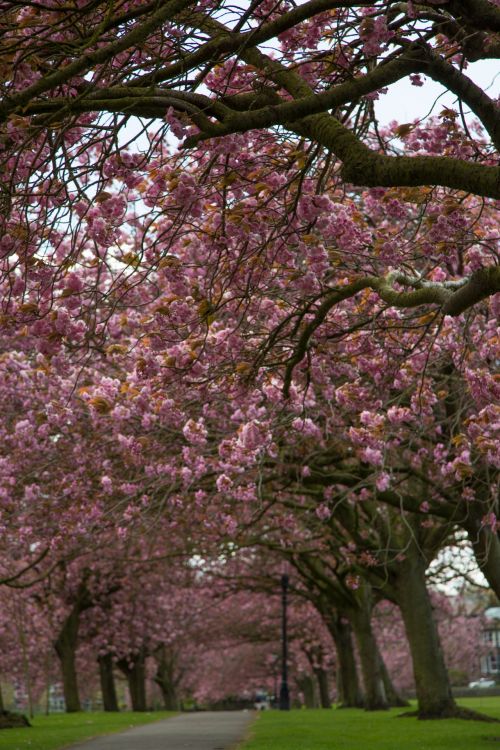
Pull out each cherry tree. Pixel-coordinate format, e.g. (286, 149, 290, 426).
(0, 0, 498, 353)
(0, 0, 498, 727)
(374, 593, 485, 693)
(1, 0, 499, 205)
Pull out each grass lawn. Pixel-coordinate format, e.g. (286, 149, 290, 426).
(0, 710, 177, 750)
(241, 698, 500, 750)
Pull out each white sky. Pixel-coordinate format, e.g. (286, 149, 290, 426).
(375, 59, 500, 124)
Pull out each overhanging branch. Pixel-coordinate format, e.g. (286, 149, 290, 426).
(282, 268, 498, 395)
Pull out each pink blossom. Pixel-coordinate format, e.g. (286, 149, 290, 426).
(315, 504, 332, 521)
(346, 574, 360, 590)
(361, 447, 384, 466)
(101, 476, 113, 494)
(291, 417, 322, 439)
(387, 406, 411, 425)
(216, 474, 233, 493)
(376, 473, 391, 491)
(222, 515, 238, 536)
(182, 418, 208, 446)
(323, 486, 334, 501)
(237, 421, 263, 450)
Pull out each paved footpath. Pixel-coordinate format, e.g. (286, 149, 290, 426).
(72, 711, 255, 750)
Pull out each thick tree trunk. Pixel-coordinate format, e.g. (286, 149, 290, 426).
(393, 552, 456, 718)
(98, 654, 119, 712)
(348, 592, 389, 711)
(54, 583, 92, 713)
(325, 613, 364, 708)
(154, 647, 180, 711)
(54, 614, 81, 712)
(54, 632, 81, 712)
(118, 651, 147, 712)
(313, 667, 331, 708)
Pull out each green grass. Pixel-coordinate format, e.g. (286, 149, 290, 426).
(240, 698, 500, 750)
(0, 710, 177, 750)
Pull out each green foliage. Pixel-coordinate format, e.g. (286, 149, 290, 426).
(241, 699, 500, 750)
(0, 710, 176, 750)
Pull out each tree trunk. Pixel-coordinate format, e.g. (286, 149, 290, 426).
(98, 654, 119, 712)
(118, 650, 147, 712)
(154, 647, 180, 711)
(54, 630, 81, 712)
(378, 647, 409, 707)
(393, 551, 456, 718)
(313, 667, 331, 708)
(54, 613, 81, 712)
(296, 674, 317, 708)
(54, 583, 92, 713)
(325, 613, 364, 707)
(0, 679, 4, 712)
(348, 591, 389, 711)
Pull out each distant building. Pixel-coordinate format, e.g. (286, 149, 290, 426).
(481, 607, 500, 676)
(13, 681, 28, 711)
(48, 684, 66, 713)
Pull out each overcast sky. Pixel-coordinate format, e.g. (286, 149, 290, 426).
(375, 59, 500, 124)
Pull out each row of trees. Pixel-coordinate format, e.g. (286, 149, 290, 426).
(0, 541, 490, 716)
(0, 0, 498, 726)
(0, 310, 496, 718)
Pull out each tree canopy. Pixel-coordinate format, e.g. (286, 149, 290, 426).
(0, 0, 498, 725)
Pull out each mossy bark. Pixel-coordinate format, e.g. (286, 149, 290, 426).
(348, 592, 389, 711)
(393, 553, 456, 719)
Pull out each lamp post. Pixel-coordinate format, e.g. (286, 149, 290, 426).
(279, 574, 290, 710)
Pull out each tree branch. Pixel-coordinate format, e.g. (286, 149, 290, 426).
(0, 0, 194, 123)
(282, 268, 498, 395)
(184, 13, 500, 199)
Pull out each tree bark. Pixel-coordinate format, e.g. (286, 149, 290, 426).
(324, 612, 364, 708)
(378, 646, 409, 708)
(392, 551, 456, 718)
(348, 590, 389, 711)
(54, 584, 92, 713)
(154, 646, 180, 711)
(296, 674, 318, 708)
(54, 621, 81, 713)
(313, 667, 331, 708)
(0, 679, 4, 712)
(117, 650, 147, 712)
(98, 653, 119, 712)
